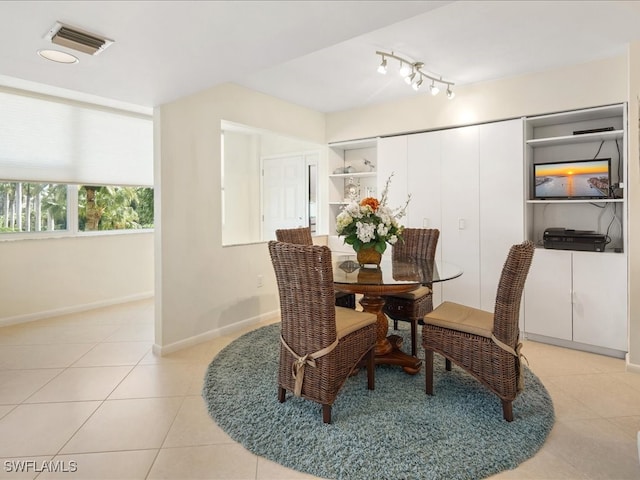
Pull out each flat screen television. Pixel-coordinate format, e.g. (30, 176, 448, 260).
(533, 158, 611, 200)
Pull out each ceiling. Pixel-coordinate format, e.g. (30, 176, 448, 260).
(2, 1, 640, 113)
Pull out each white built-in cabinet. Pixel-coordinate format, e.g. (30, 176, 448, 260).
(326, 104, 628, 358)
(522, 104, 628, 357)
(377, 119, 524, 314)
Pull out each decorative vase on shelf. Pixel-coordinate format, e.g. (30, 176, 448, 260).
(356, 247, 382, 267)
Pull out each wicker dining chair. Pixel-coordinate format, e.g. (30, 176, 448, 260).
(383, 228, 440, 356)
(422, 240, 535, 421)
(275, 227, 356, 309)
(268, 241, 376, 423)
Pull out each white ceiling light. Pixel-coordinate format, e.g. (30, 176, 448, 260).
(44, 21, 114, 56)
(376, 50, 454, 99)
(37, 49, 79, 64)
(377, 56, 387, 74)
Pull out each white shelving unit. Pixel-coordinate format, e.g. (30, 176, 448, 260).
(327, 138, 378, 237)
(523, 103, 628, 357)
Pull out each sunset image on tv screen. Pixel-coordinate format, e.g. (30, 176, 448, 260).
(535, 160, 609, 198)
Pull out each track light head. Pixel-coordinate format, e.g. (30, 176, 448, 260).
(429, 81, 440, 96)
(377, 57, 387, 74)
(446, 86, 455, 99)
(405, 71, 416, 85)
(399, 61, 412, 78)
(412, 78, 423, 91)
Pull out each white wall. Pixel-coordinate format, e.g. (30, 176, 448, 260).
(156, 83, 325, 350)
(626, 42, 640, 368)
(0, 232, 154, 325)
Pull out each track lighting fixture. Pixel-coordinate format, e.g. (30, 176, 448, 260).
(375, 50, 454, 99)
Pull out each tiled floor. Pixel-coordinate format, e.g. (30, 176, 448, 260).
(0, 298, 639, 479)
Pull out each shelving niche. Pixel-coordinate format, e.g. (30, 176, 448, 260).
(327, 138, 378, 237)
(524, 104, 626, 253)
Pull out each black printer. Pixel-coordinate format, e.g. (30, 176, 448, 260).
(543, 228, 607, 252)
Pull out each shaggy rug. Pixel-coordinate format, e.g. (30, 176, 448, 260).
(202, 323, 555, 480)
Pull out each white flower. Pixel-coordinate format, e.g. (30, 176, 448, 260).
(388, 234, 398, 245)
(345, 202, 362, 218)
(356, 221, 376, 243)
(336, 211, 353, 233)
(376, 223, 389, 237)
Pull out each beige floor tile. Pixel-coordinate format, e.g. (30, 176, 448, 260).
(71, 342, 151, 367)
(0, 344, 95, 370)
(0, 405, 15, 420)
(139, 336, 235, 366)
(0, 324, 120, 346)
(187, 363, 210, 395)
(547, 373, 640, 418)
(0, 402, 101, 457)
(108, 363, 196, 399)
(60, 397, 183, 454)
(147, 445, 258, 480)
(104, 323, 154, 343)
(0, 456, 54, 479)
(0, 369, 63, 404)
(25, 366, 133, 403)
(488, 448, 590, 479)
(541, 380, 600, 422)
(163, 396, 234, 448)
(256, 457, 324, 480)
(607, 415, 640, 442)
(547, 418, 640, 479)
(37, 450, 159, 479)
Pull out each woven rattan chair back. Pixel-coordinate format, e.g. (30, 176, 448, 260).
(275, 227, 356, 309)
(392, 228, 440, 262)
(384, 228, 440, 355)
(492, 240, 535, 347)
(275, 227, 313, 246)
(268, 240, 376, 423)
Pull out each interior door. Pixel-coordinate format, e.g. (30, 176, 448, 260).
(262, 155, 306, 241)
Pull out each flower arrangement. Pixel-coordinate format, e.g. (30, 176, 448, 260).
(336, 173, 411, 254)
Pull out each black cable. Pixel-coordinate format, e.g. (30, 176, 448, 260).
(591, 140, 605, 160)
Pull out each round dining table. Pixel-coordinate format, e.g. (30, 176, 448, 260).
(333, 253, 462, 374)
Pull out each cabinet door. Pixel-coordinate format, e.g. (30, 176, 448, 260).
(523, 249, 573, 340)
(479, 119, 524, 312)
(440, 125, 480, 307)
(407, 130, 443, 306)
(407, 131, 442, 231)
(572, 252, 627, 351)
(377, 136, 408, 209)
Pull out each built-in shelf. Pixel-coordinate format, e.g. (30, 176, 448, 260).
(526, 130, 623, 148)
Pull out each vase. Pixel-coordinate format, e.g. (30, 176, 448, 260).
(357, 247, 382, 266)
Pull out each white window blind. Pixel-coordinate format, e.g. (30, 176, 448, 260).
(0, 89, 153, 186)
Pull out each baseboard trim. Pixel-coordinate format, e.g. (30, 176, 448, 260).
(625, 356, 640, 374)
(0, 292, 154, 327)
(152, 309, 280, 357)
(523, 332, 626, 359)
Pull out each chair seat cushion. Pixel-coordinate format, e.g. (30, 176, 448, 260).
(335, 307, 376, 339)
(387, 285, 431, 300)
(423, 301, 493, 338)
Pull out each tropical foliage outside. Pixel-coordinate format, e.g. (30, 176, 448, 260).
(0, 182, 154, 233)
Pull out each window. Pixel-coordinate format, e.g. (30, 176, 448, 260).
(0, 87, 154, 238)
(0, 181, 153, 235)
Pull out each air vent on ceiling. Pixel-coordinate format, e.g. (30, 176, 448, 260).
(44, 22, 114, 56)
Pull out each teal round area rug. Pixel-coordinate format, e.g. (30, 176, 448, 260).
(202, 323, 555, 480)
